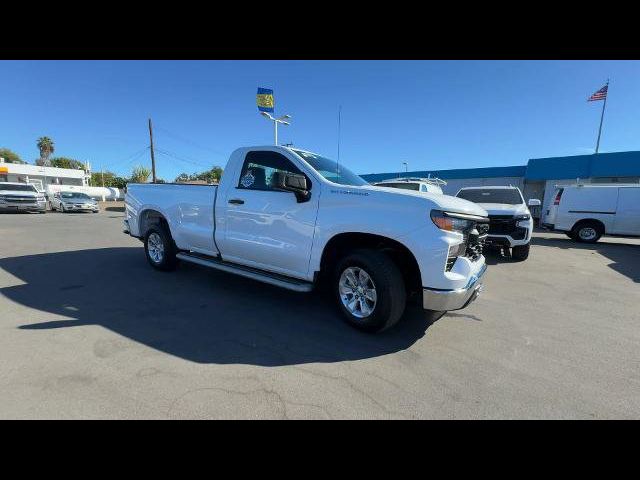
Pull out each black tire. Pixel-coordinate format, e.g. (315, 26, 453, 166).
(511, 243, 530, 261)
(572, 221, 603, 244)
(144, 226, 178, 271)
(333, 249, 406, 333)
(565, 231, 576, 240)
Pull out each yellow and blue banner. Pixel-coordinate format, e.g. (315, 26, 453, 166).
(257, 87, 274, 113)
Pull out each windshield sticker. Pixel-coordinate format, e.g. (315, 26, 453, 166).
(240, 171, 255, 188)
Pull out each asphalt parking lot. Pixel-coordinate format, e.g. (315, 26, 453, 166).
(1, 208, 639, 419)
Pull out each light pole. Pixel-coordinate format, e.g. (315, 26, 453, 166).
(260, 112, 291, 145)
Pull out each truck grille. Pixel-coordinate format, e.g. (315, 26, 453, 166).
(2, 195, 37, 204)
(465, 226, 487, 262)
(445, 219, 488, 271)
(488, 215, 526, 240)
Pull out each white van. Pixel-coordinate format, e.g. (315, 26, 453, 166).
(542, 184, 640, 243)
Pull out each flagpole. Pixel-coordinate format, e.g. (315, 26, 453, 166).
(594, 79, 609, 154)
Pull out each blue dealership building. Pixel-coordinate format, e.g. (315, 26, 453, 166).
(360, 151, 640, 214)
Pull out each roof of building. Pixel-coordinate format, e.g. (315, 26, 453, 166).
(524, 150, 640, 180)
(0, 162, 87, 178)
(360, 151, 640, 183)
(361, 165, 526, 183)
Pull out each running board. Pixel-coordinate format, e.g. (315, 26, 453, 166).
(176, 253, 314, 292)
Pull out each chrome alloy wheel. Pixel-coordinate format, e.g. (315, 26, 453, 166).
(339, 266, 378, 318)
(578, 227, 597, 241)
(147, 232, 165, 264)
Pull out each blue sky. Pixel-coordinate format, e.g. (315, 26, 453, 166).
(1, 60, 639, 180)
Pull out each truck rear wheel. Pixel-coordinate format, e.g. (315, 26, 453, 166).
(334, 250, 406, 333)
(144, 226, 178, 271)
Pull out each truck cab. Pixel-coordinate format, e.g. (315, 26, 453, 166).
(125, 146, 489, 332)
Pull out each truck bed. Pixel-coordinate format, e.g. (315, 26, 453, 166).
(125, 183, 218, 255)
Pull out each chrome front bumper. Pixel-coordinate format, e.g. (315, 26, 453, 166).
(0, 202, 46, 211)
(423, 264, 487, 311)
(61, 204, 98, 211)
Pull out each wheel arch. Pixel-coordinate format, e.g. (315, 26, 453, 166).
(571, 218, 606, 234)
(138, 208, 173, 239)
(319, 232, 422, 296)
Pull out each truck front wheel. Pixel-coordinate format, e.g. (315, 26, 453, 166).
(334, 250, 406, 333)
(511, 243, 530, 261)
(144, 226, 178, 271)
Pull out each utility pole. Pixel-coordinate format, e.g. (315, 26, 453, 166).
(148, 118, 157, 183)
(595, 79, 610, 155)
(101, 166, 105, 187)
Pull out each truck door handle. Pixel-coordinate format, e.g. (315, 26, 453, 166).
(228, 198, 244, 205)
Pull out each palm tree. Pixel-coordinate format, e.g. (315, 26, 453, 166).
(130, 165, 152, 183)
(36, 137, 55, 166)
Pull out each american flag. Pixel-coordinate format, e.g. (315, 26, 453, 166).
(588, 84, 608, 102)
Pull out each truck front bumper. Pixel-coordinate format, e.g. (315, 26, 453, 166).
(0, 201, 46, 212)
(423, 263, 487, 311)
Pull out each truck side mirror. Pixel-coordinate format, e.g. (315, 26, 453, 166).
(272, 171, 311, 203)
(528, 198, 541, 207)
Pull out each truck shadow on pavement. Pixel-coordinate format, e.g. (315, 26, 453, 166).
(1, 248, 439, 366)
(530, 235, 640, 283)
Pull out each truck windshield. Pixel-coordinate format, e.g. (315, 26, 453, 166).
(292, 150, 368, 187)
(457, 189, 523, 205)
(1, 184, 37, 192)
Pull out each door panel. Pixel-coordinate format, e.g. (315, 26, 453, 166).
(613, 188, 640, 235)
(221, 189, 318, 278)
(218, 150, 318, 279)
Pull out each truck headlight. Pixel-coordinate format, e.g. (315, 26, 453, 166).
(430, 210, 475, 233)
(515, 214, 531, 227)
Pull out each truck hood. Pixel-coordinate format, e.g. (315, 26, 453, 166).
(363, 184, 488, 217)
(0, 189, 38, 197)
(474, 203, 529, 216)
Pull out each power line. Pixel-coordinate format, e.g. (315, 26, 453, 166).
(154, 124, 228, 158)
(154, 147, 211, 168)
(109, 146, 150, 169)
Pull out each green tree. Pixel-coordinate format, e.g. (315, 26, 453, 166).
(36, 136, 55, 166)
(174, 166, 223, 184)
(111, 176, 128, 189)
(0, 148, 24, 164)
(50, 157, 85, 170)
(130, 165, 151, 183)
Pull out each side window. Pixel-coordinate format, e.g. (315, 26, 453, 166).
(420, 184, 428, 192)
(237, 151, 308, 191)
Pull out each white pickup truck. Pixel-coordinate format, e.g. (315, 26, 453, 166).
(124, 146, 489, 332)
